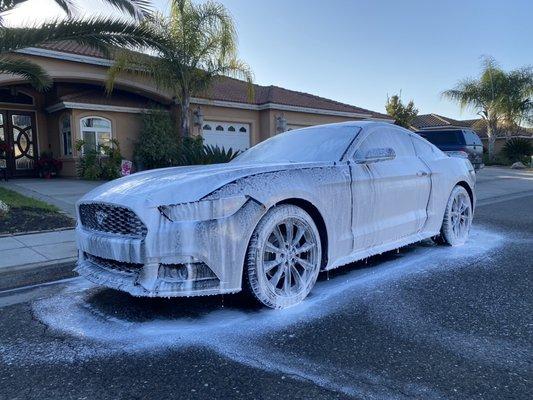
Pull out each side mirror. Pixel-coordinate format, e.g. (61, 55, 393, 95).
(354, 147, 396, 164)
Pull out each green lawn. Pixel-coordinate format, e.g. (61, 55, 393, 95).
(0, 187, 74, 234)
(0, 187, 59, 212)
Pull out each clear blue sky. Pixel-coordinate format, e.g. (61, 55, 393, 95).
(7, 0, 533, 120)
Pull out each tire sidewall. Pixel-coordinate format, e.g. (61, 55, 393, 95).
(246, 204, 322, 309)
(441, 186, 472, 246)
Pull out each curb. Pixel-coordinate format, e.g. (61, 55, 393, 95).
(0, 227, 75, 239)
(0, 258, 78, 292)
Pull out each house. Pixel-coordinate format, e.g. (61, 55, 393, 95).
(0, 41, 392, 178)
(410, 113, 532, 153)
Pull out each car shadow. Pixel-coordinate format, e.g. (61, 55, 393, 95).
(84, 239, 437, 323)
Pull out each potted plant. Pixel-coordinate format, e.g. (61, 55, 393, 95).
(35, 151, 63, 178)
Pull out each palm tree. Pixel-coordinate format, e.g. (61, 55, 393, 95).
(107, 0, 253, 136)
(443, 57, 533, 160)
(0, 0, 157, 90)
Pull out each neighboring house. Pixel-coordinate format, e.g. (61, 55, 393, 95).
(410, 113, 532, 153)
(0, 41, 392, 178)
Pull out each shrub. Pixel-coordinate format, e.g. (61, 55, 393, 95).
(76, 139, 123, 180)
(133, 109, 240, 170)
(177, 139, 240, 165)
(35, 151, 63, 177)
(134, 110, 179, 170)
(502, 138, 532, 163)
(483, 152, 510, 166)
(202, 144, 240, 164)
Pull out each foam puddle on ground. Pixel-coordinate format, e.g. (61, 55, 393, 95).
(2, 227, 506, 398)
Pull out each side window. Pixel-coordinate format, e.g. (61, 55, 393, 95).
(465, 130, 482, 145)
(355, 128, 415, 159)
(411, 135, 440, 159)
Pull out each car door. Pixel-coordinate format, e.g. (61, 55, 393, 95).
(349, 126, 431, 251)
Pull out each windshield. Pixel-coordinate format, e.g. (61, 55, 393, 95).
(231, 125, 359, 164)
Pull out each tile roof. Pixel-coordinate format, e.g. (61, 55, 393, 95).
(33, 42, 391, 120)
(411, 114, 532, 138)
(410, 113, 466, 129)
(198, 76, 390, 118)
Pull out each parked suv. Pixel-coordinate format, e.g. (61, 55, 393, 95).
(415, 129, 484, 171)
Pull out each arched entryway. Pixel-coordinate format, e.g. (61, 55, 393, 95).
(0, 89, 38, 177)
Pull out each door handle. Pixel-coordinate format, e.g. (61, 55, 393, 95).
(417, 171, 429, 177)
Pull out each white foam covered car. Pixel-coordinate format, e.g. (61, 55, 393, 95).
(76, 121, 475, 308)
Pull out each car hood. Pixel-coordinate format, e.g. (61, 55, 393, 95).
(78, 161, 332, 208)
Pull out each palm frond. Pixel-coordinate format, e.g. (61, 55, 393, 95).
(0, 55, 51, 89)
(106, 49, 179, 95)
(1, 17, 161, 53)
(53, 0, 76, 17)
(99, 0, 152, 20)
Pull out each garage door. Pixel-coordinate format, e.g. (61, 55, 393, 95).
(202, 122, 250, 152)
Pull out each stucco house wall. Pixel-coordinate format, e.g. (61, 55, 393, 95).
(1, 45, 392, 178)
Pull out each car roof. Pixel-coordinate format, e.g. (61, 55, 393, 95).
(295, 120, 397, 132)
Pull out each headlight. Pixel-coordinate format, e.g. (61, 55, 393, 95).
(159, 195, 248, 222)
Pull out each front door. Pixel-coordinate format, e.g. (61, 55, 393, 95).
(0, 111, 37, 177)
(350, 126, 431, 251)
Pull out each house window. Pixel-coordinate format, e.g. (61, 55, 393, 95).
(203, 124, 212, 130)
(239, 127, 247, 133)
(215, 125, 224, 131)
(228, 126, 236, 132)
(80, 117, 112, 154)
(60, 115, 72, 156)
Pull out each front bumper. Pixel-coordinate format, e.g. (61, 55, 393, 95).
(75, 200, 264, 297)
(76, 253, 231, 297)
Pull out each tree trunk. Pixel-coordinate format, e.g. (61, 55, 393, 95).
(486, 118, 497, 162)
(180, 94, 191, 137)
(170, 98, 180, 137)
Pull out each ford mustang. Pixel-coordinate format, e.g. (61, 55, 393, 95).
(76, 121, 475, 308)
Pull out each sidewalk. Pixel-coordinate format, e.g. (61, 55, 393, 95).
(0, 229, 76, 270)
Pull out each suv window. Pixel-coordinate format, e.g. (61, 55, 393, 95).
(464, 130, 482, 145)
(418, 130, 464, 145)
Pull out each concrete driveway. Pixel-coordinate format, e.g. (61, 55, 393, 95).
(1, 178, 102, 217)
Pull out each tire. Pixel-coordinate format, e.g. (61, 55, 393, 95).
(440, 185, 473, 246)
(244, 204, 322, 309)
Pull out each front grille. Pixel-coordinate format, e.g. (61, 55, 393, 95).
(79, 203, 147, 238)
(86, 253, 143, 273)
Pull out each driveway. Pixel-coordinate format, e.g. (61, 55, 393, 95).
(475, 166, 533, 204)
(0, 167, 532, 399)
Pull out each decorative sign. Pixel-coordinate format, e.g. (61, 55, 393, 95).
(121, 160, 133, 176)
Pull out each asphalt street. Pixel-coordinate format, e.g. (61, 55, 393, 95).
(1, 168, 532, 400)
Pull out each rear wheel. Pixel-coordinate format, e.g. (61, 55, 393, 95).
(244, 204, 322, 309)
(440, 185, 473, 246)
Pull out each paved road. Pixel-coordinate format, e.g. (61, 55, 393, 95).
(1, 169, 532, 399)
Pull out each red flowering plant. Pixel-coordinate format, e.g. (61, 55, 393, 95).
(35, 151, 63, 178)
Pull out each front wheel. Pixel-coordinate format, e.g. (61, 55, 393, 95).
(440, 185, 473, 246)
(244, 204, 322, 309)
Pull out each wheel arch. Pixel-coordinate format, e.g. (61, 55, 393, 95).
(275, 198, 329, 268)
(455, 180, 474, 208)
